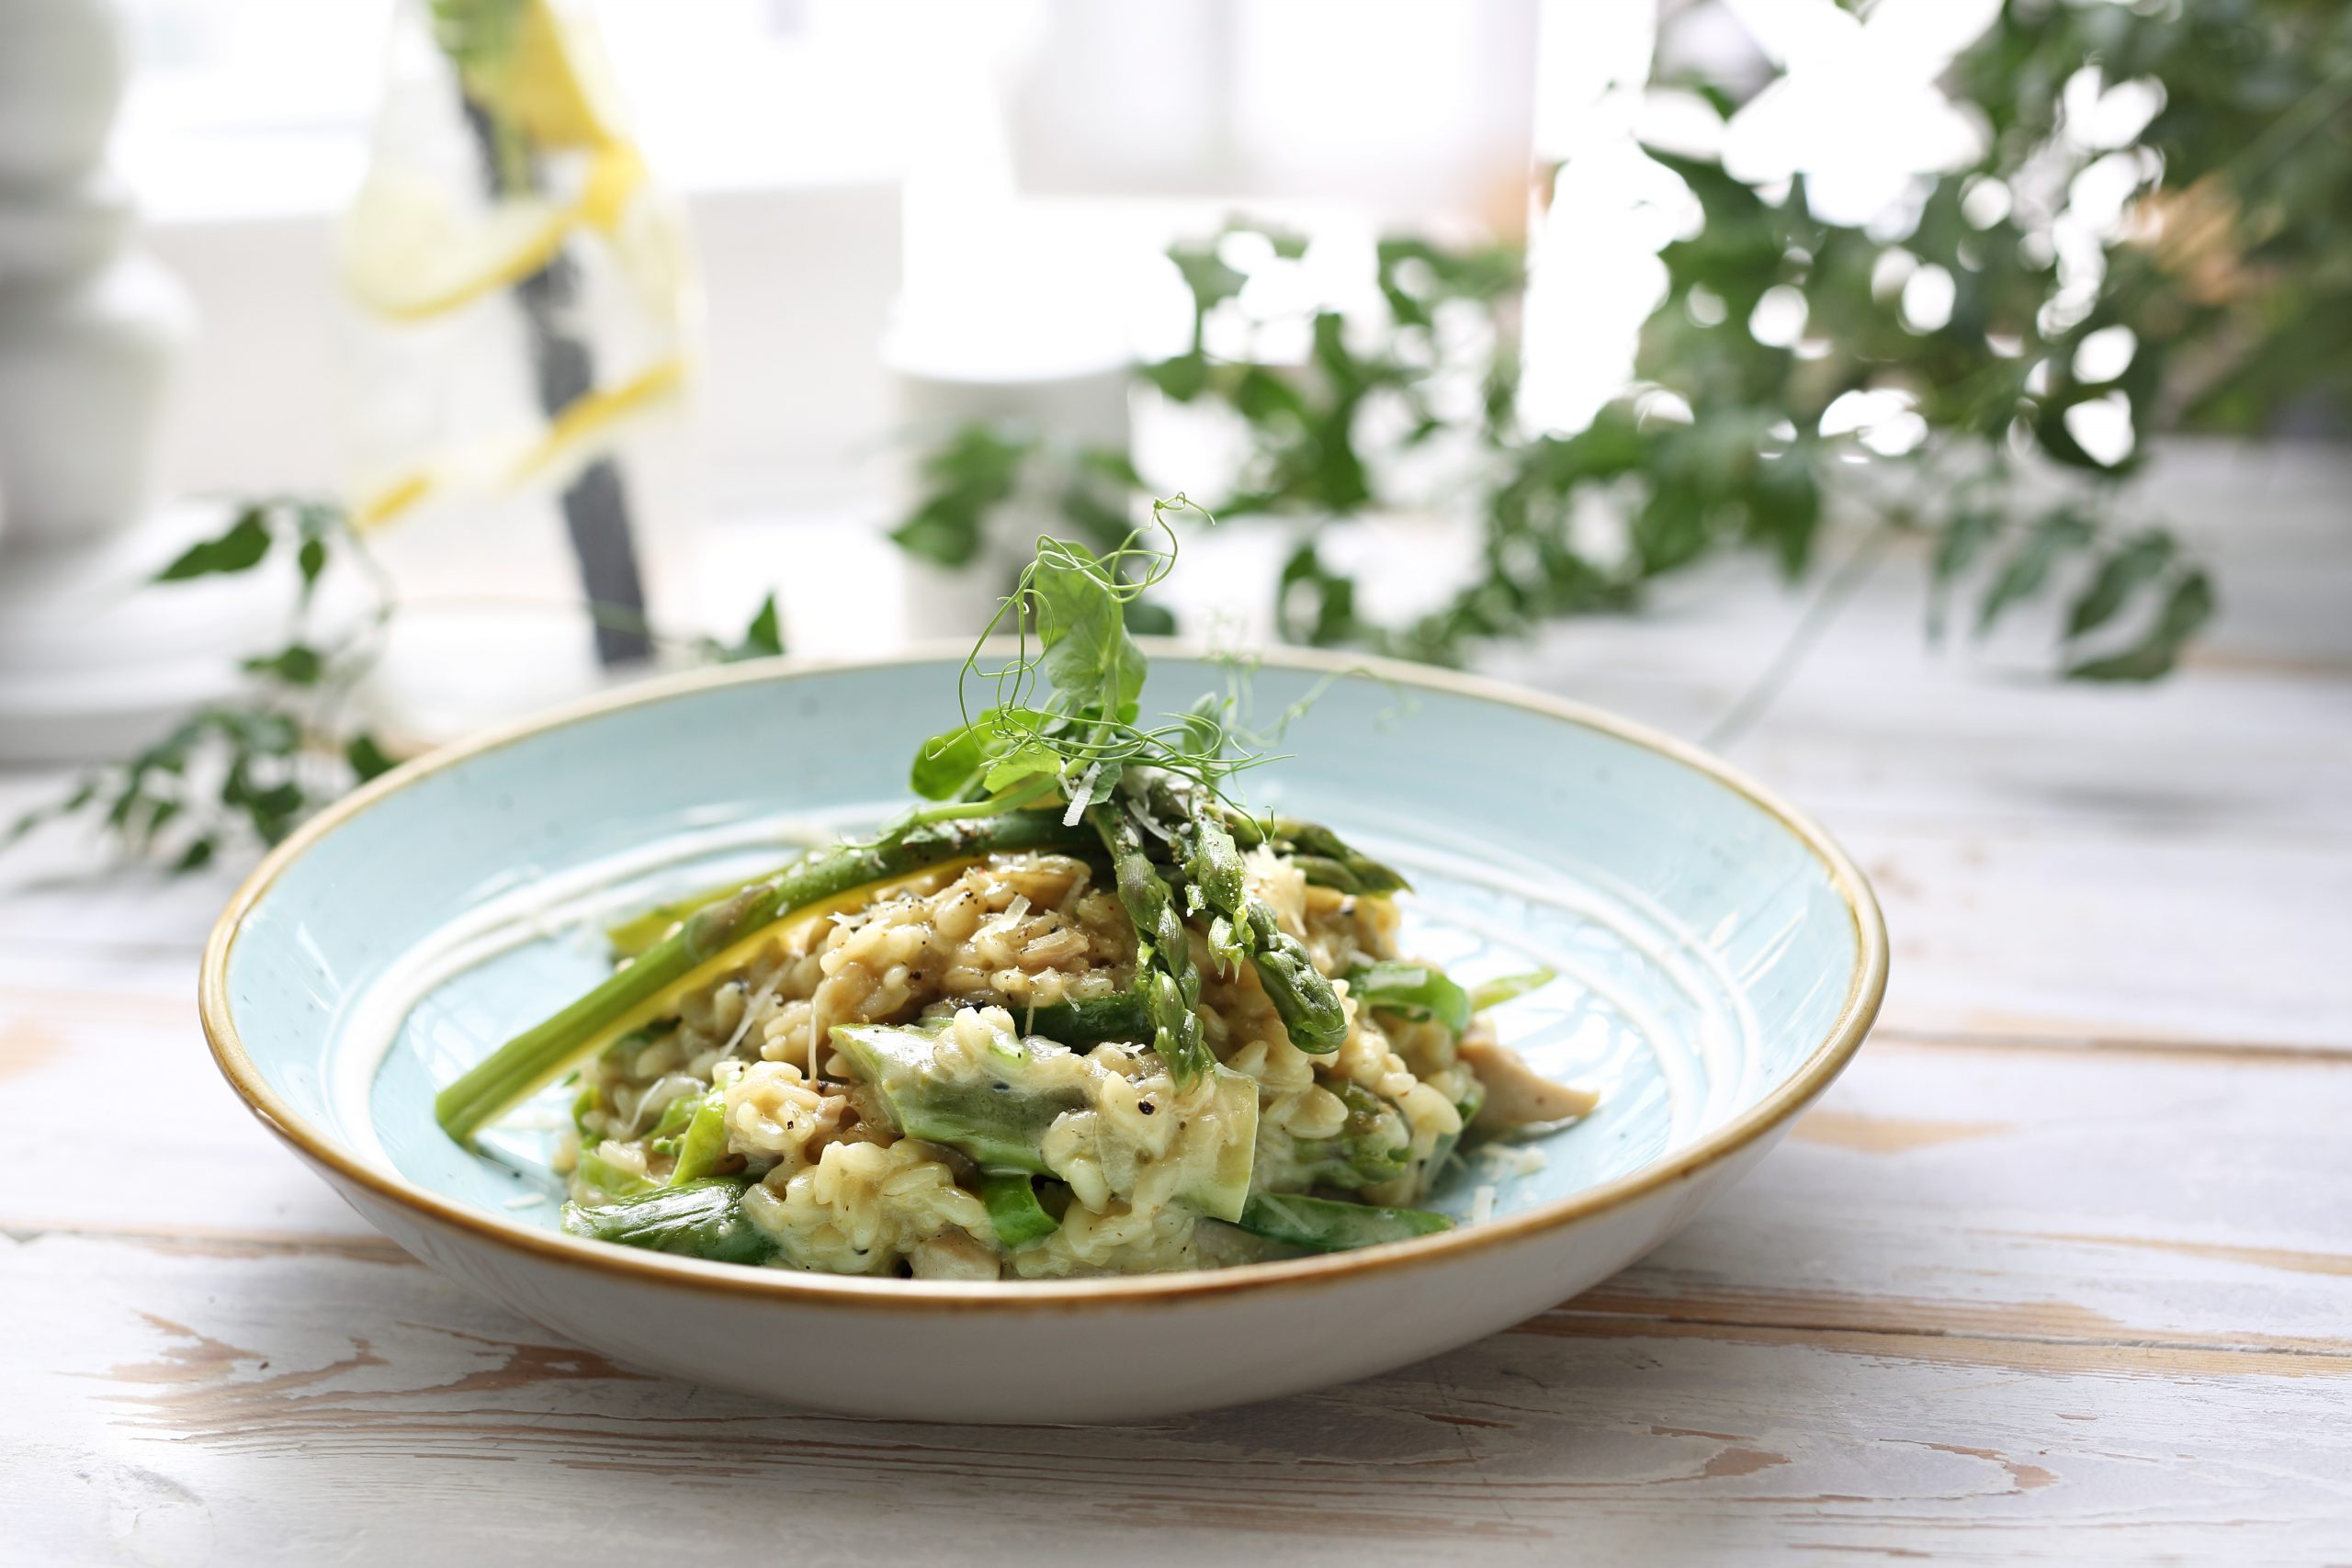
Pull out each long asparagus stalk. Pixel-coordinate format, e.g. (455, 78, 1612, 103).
(1022, 993, 1152, 1047)
(605, 871, 786, 961)
(1234, 1191, 1451, 1252)
(436, 812, 1093, 1145)
(1150, 776, 1348, 1052)
(562, 1178, 777, 1265)
(1086, 800, 1214, 1085)
(1219, 811, 1409, 896)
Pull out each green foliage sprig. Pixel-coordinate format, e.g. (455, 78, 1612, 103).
(8, 500, 786, 870)
(890, 422, 1177, 635)
(891, 2, 2352, 682)
(6, 498, 396, 870)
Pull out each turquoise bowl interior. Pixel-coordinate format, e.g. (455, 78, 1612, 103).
(216, 651, 1873, 1243)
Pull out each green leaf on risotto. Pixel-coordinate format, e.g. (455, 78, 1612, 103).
(1348, 961, 1472, 1035)
(910, 723, 992, 800)
(1465, 968, 1556, 1013)
(981, 739, 1065, 794)
(1031, 539, 1148, 725)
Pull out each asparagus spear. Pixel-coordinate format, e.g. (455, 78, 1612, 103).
(834, 1018, 1259, 1222)
(1146, 775, 1348, 1054)
(1022, 993, 1152, 1048)
(1220, 812, 1409, 896)
(436, 812, 1095, 1145)
(662, 1085, 731, 1185)
(834, 1022, 1087, 1174)
(1233, 1191, 1452, 1252)
(1086, 800, 1214, 1085)
(979, 1171, 1060, 1247)
(605, 871, 785, 961)
(1236, 901, 1348, 1052)
(562, 1178, 778, 1266)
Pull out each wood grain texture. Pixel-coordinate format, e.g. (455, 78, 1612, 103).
(3, 444, 2348, 1564)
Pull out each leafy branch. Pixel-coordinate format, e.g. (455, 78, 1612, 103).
(886, 1, 2352, 687)
(8, 498, 786, 871)
(6, 498, 397, 870)
(891, 421, 1175, 635)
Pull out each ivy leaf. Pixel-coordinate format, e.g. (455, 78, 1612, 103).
(2064, 534, 2174, 641)
(1169, 243, 1247, 318)
(717, 594, 785, 663)
(890, 502, 981, 568)
(1139, 354, 1210, 402)
(345, 733, 398, 784)
(157, 509, 272, 581)
(1975, 510, 2095, 637)
(7, 779, 96, 844)
(136, 796, 183, 843)
(297, 536, 329, 597)
(230, 709, 302, 756)
(890, 423, 1033, 567)
(2065, 570, 2216, 682)
(173, 836, 218, 873)
(1278, 542, 1361, 648)
(1929, 507, 2000, 641)
(1233, 367, 1307, 429)
(242, 643, 325, 686)
(1749, 454, 1822, 578)
(221, 762, 308, 841)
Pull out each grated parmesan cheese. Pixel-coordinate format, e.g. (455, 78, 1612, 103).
(1479, 1143, 1550, 1180)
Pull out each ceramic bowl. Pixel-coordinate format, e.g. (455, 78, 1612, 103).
(199, 647, 1885, 1423)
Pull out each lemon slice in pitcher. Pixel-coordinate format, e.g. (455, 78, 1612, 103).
(338, 171, 574, 322)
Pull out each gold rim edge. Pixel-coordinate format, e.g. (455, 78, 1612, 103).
(197, 640, 1889, 1314)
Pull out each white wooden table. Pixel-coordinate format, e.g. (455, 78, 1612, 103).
(6, 445, 2349, 1564)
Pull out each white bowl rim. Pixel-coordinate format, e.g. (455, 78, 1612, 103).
(198, 640, 1888, 1314)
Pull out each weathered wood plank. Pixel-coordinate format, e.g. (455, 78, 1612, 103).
(7, 1229, 2349, 1566)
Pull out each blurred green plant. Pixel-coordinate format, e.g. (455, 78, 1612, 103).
(4, 499, 396, 871)
(896, 0, 2352, 681)
(6, 501, 785, 870)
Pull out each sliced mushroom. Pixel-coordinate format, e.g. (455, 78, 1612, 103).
(908, 1231, 1002, 1281)
(1459, 1033, 1599, 1129)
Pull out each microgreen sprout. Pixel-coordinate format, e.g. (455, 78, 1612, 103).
(902, 496, 1295, 830)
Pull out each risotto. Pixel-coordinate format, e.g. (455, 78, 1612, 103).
(541, 843, 1591, 1279)
(433, 518, 1598, 1279)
